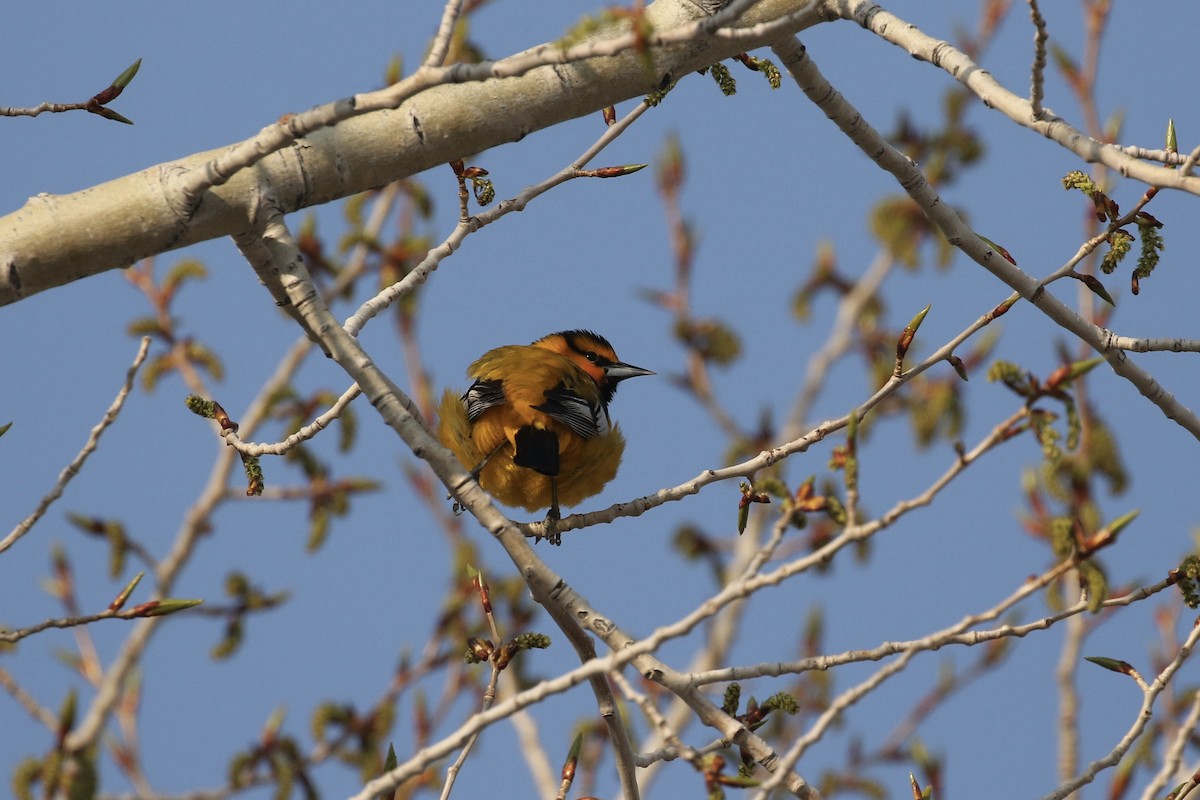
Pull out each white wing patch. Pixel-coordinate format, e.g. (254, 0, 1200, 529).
(464, 380, 506, 423)
(535, 385, 610, 439)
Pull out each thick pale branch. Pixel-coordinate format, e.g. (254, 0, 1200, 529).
(0, 0, 821, 307)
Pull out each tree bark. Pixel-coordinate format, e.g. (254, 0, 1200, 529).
(0, 0, 821, 307)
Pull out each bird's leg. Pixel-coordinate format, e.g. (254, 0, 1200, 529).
(449, 444, 505, 515)
(468, 443, 505, 481)
(543, 478, 562, 546)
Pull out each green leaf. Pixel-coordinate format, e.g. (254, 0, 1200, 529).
(90, 105, 134, 125)
(905, 303, 932, 334)
(1064, 356, 1105, 383)
(1105, 509, 1140, 539)
(112, 58, 142, 89)
(1070, 272, 1115, 306)
(567, 731, 584, 762)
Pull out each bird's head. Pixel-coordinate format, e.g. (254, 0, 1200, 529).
(533, 330, 654, 406)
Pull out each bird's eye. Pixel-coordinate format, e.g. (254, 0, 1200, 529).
(583, 351, 599, 363)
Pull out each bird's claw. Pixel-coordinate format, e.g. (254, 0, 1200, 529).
(541, 507, 562, 546)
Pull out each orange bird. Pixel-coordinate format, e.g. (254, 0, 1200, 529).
(437, 330, 653, 541)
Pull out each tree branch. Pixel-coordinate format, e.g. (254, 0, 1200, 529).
(0, 0, 822, 307)
(0, 337, 150, 555)
(770, 33, 1200, 441)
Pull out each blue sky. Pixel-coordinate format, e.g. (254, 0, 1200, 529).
(3, 2, 1200, 798)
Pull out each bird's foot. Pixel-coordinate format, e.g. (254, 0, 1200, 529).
(541, 506, 562, 546)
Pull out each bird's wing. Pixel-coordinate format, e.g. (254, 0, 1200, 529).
(464, 379, 507, 423)
(534, 383, 610, 439)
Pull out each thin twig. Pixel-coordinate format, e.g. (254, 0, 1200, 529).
(425, 0, 466, 68)
(770, 32, 1200, 441)
(1, 337, 151, 555)
(0, 602, 199, 645)
(440, 667, 502, 800)
(753, 558, 1078, 797)
(1055, 603, 1084, 781)
(786, 250, 893, 436)
(1028, 0, 1048, 118)
(226, 101, 653, 459)
(1041, 621, 1200, 799)
(1139, 688, 1200, 800)
(825, 0, 1199, 194)
(0, 664, 58, 731)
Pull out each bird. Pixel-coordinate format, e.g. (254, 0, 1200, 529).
(436, 330, 653, 543)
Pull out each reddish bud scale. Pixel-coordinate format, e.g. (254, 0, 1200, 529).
(705, 754, 726, 789)
(466, 637, 493, 662)
(591, 166, 628, 178)
(109, 573, 142, 611)
(212, 401, 238, 433)
(473, 576, 492, 615)
(979, 235, 1018, 265)
(798, 495, 828, 513)
(829, 447, 848, 468)
(92, 85, 121, 105)
(494, 641, 520, 671)
(1044, 365, 1070, 391)
(999, 424, 1025, 442)
(738, 492, 770, 508)
(734, 52, 759, 71)
(989, 297, 1016, 319)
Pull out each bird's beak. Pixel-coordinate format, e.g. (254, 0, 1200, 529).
(605, 361, 655, 381)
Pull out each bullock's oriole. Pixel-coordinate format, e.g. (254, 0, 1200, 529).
(437, 330, 653, 542)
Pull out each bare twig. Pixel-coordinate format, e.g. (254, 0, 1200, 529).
(1027, 0, 1048, 118)
(0, 665, 57, 731)
(425, 0, 466, 68)
(1139, 688, 1200, 800)
(770, 33, 1200, 440)
(1041, 621, 1200, 799)
(1, 337, 151, 555)
(825, 0, 1199, 195)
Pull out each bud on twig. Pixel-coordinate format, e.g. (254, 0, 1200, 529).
(895, 303, 931, 375)
(109, 572, 144, 612)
